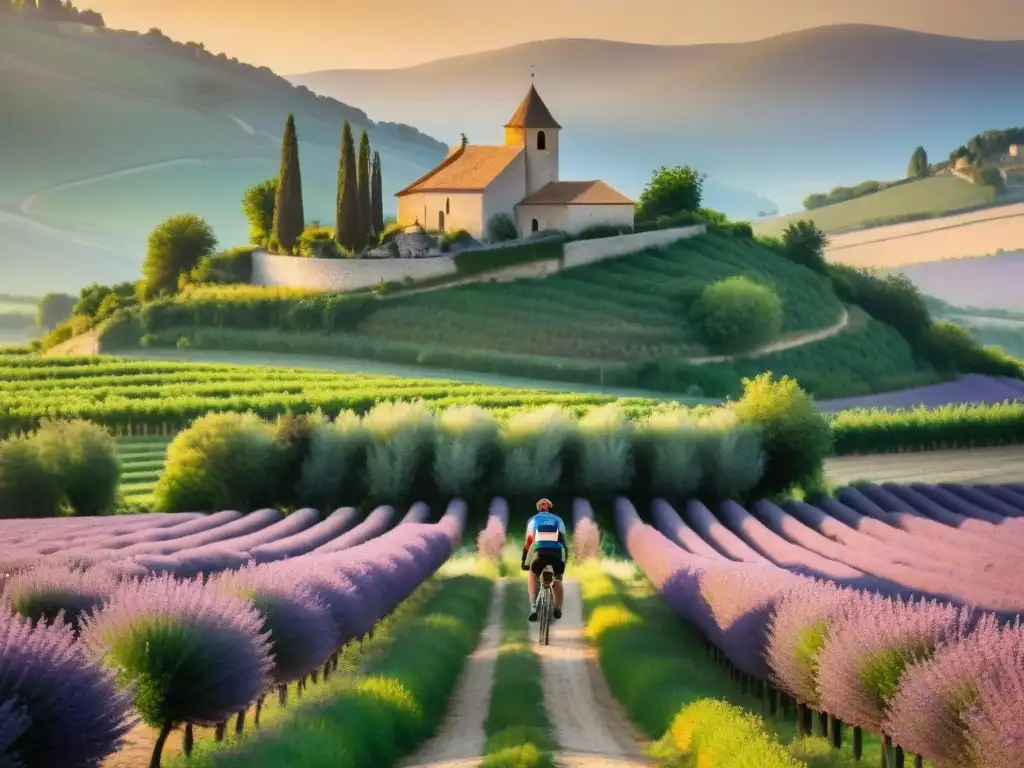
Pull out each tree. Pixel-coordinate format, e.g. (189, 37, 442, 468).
(356, 129, 372, 248)
(907, 146, 929, 178)
(272, 114, 304, 253)
(637, 165, 705, 220)
(370, 151, 384, 236)
(242, 178, 277, 246)
(460, 133, 468, 147)
(35, 293, 76, 331)
(781, 219, 829, 273)
(690, 277, 783, 354)
(141, 214, 217, 299)
(334, 121, 360, 251)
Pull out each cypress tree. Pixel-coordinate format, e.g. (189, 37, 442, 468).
(371, 151, 384, 235)
(356, 130, 372, 248)
(272, 114, 304, 252)
(334, 121, 360, 252)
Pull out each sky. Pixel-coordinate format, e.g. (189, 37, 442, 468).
(83, 0, 1024, 73)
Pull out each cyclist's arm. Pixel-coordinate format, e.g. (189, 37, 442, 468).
(558, 518, 569, 561)
(522, 517, 535, 569)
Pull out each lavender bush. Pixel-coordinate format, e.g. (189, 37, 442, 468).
(210, 566, 337, 688)
(3, 564, 119, 632)
(311, 505, 394, 553)
(249, 507, 358, 564)
(816, 595, 974, 732)
(650, 499, 723, 559)
(476, 498, 508, 559)
(0, 607, 134, 767)
(433, 405, 499, 498)
(0, 698, 28, 768)
(500, 404, 575, 499)
(886, 617, 1023, 767)
(79, 574, 272, 766)
(572, 499, 601, 562)
(573, 404, 634, 498)
(294, 410, 367, 511)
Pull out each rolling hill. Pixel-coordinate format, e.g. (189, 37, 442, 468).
(0, 17, 447, 295)
(291, 25, 1024, 217)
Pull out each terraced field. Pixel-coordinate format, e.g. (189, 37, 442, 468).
(116, 436, 172, 505)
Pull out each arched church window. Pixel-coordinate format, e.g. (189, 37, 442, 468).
(537, 131, 546, 150)
(531, 218, 539, 232)
(438, 211, 445, 231)
(446, 198, 450, 214)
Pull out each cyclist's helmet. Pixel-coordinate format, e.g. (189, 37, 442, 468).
(536, 498, 553, 513)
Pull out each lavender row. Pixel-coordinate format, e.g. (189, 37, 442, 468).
(617, 497, 1022, 767)
(0, 500, 468, 767)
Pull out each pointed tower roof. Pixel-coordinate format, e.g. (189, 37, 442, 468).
(504, 83, 561, 130)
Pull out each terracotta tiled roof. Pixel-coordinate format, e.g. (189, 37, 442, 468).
(518, 180, 634, 206)
(395, 144, 524, 196)
(505, 84, 561, 129)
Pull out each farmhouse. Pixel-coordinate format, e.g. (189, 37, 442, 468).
(394, 83, 634, 240)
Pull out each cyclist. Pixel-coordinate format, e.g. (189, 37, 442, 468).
(521, 497, 568, 622)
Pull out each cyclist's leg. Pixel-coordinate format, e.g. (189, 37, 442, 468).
(527, 551, 543, 621)
(552, 555, 566, 617)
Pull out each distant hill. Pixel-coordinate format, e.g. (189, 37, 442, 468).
(0, 16, 447, 295)
(894, 251, 1024, 310)
(291, 25, 1024, 216)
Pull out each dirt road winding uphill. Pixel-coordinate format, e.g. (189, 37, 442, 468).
(400, 582, 505, 768)
(532, 580, 653, 768)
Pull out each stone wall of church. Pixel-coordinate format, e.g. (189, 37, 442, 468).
(251, 224, 706, 292)
(561, 224, 706, 269)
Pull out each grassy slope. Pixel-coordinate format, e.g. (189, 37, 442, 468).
(754, 175, 996, 236)
(355, 233, 842, 360)
(0, 20, 440, 293)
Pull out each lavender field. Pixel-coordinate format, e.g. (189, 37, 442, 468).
(607, 482, 1024, 767)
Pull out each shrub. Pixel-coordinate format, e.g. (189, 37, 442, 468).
(440, 229, 475, 248)
(433, 405, 500, 498)
(273, 410, 326, 506)
(141, 214, 218, 299)
(31, 419, 120, 516)
(923, 320, 1023, 377)
(294, 411, 367, 511)
(0, 610, 133, 768)
(80, 575, 272, 768)
(361, 401, 436, 505)
(35, 292, 76, 331)
(298, 226, 349, 259)
(574, 223, 631, 240)
(690, 277, 783, 354)
(731, 373, 832, 497)
(573, 404, 634, 499)
(696, 409, 764, 499)
(153, 412, 284, 512)
(242, 178, 277, 245)
(0, 436, 62, 518)
(453, 239, 563, 277)
(185, 247, 255, 286)
(637, 165, 705, 220)
(634, 408, 704, 499)
(486, 213, 518, 243)
(781, 220, 829, 274)
(500, 405, 575, 499)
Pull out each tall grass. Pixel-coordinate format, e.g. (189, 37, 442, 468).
(697, 410, 765, 500)
(294, 410, 367, 510)
(362, 401, 436, 505)
(636, 409, 704, 499)
(433, 405, 500, 498)
(573, 404, 635, 499)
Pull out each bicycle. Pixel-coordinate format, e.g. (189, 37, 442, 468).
(536, 565, 555, 646)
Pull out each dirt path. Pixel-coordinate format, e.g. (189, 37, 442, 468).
(825, 445, 1024, 484)
(532, 580, 653, 768)
(399, 581, 505, 768)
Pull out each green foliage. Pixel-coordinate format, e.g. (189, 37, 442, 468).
(141, 214, 218, 299)
(433, 405, 501, 498)
(294, 410, 367, 510)
(273, 410, 325, 506)
(782, 220, 829, 274)
(370, 151, 384, 235)
(697, 410, 765, 500)
(573, 404, 635, 499)
(453, 238, 563, 276)
(922, 321, 1022, 377)
(0, 434, 63, 519)
(482, 580, 557, 768)
(635, 409, 704, 499)
(35, 292, 76, 331)
(184, 247, 255, 286)
(500, 405, 575, 500)
(297, 226, 348, 259)
(575, 223, 632, 240)
(690, 277, 783, 354)
(486, 213, 518, 243)
(361, 400, 436, 505)
(335, 121, 360, 252)
(357, 129, 372, 249)
(440, 228, 475, 249)
(73, 282, 138, 320)
(242, 178, 277, 246)
(637, 165, 705, 220)
(152, 411, 284, 513)
(973, 164, 1004, 191)
(731, 373, 832, 497)
(272, 114, 305, 253)
(907, 146, 929, 178)
(31, 419, 120, 516)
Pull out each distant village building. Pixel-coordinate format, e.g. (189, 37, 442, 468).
(394, 84, 634, 240)
(1010, 144, 1019, 158)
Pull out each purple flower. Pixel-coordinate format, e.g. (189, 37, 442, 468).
(817, 595, 974, 731)
(209, 565, 338, 684)
(962, 628, 1024, 768)
(884, 618, 1019, 765)
(477, 498, 508, 560)
(0, 607, 135, 768)
(0, 698, 29, 767)
(79, 574, 272, 732)
(2, 564, 120, 632)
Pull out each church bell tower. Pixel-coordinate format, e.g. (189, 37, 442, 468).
(504, 80, 561, 196)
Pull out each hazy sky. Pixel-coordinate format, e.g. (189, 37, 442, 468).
(84, 0, 1024, 73)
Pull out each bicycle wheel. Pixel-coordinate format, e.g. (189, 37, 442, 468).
(538, 587, 552, 646)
